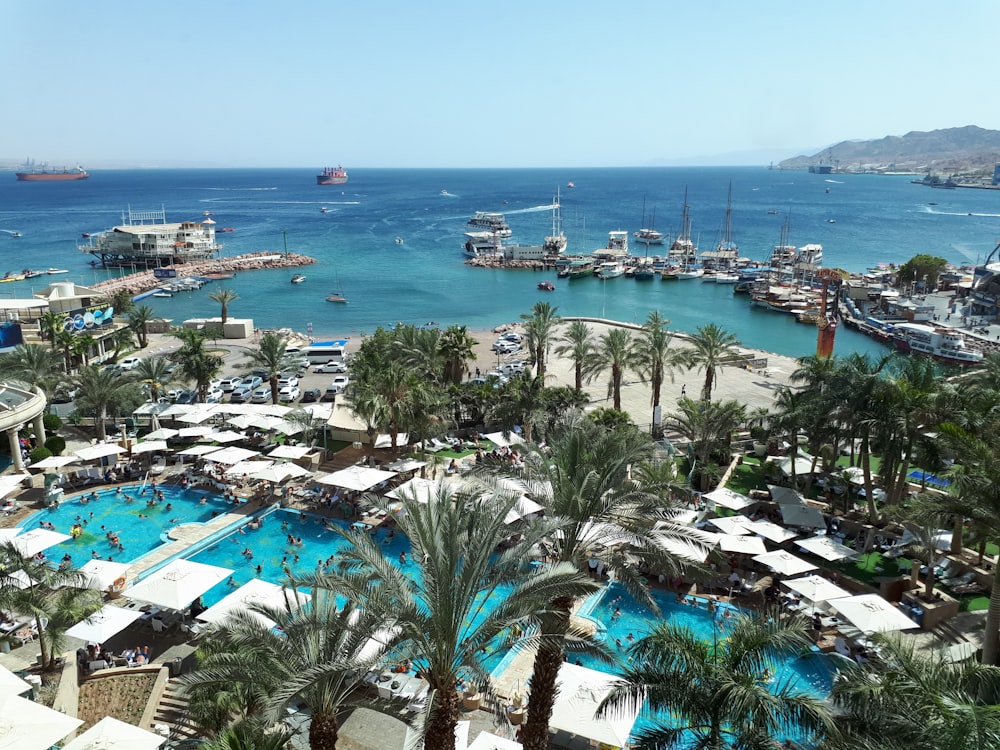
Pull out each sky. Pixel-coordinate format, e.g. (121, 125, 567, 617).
(3, 0, 999, 168)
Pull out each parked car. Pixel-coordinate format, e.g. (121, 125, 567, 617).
(321, 388, 339, 402)
(229, 385, 253, 403)
(118, 356, 143, 371)
(313, 360, 348, 374)
(330, 375, 350, 391)
(499, 332, 522, 343)
(278, 386, 301, 403)
(250, 386, 272, 404)
(499, 361, 526, 377)
(205, 387, 224, 403)
(240, 375, 264, 390)
(491, 340, 520, 354)
(277, 375, 298, 389)
(218, 376, 244, 392)
(175, 390, 198, 404)
(300, 388, 321, 403)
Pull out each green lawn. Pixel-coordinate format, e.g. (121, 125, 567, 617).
(726, 460, 769, 497)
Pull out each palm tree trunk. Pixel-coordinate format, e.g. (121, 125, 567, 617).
(983, 566, 1000, 664)
(308, 710, 338, 750)
(702, 368, 714, 401)
(612, 366, 622, 410)
(574, 362, 582, 391)
(424, 688, 460, 750)
(522, 598, 572, 750)
(35, 615, 50, 669)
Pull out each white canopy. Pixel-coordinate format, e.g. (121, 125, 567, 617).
(782, 574, 852, 603)
(482, 431, 525, 448)
(752, 550, 818, 576)
(268, 444, 313, 460)
(66, 604, 145, 642)
(797, 535, 858, 562)
(250, 463, 313, 483)
(201, 446, 260, 465)
(0, 665, 31, 696)
(200, 430, 248, 444)
(79, 559, 130, 591)
(706, 516, 751, 535)
(703, 487, 753, 511)
(125, 559, 233, 610)
(0, 528, 21, 544)
(779, 503, 826, 529)
(28, 455, 78, 469)
(196, 579, 311, 629)
(373, 433, 408, 449)
(177, 425, 218, 438)
(767, 484, 806, 505)
(224, 460, 274, 478)
(145, 427, 180, 440)
(61, 716, 166, 750)
(0, 693, 82, 750)
(384, 457, 427, 473)
(179, 444, 223, 457)
(504, 496, 545, 525)
(717, 533, 767, 555)
(744, 518, 799, 544)
(830, 593, 919, 633)
(12, 528, 71, 557)
(246, 415, 289, 432)
(0, 474, 30, 498)
(316, 465, 397, 492)
(74, 443, 127, 462)
(386, 476, 442, 504)
(129, 440, 169, 455)
(777, 454, 816, 476)
(466, 731, 522, 750)
(175, 408, 219, 424)
(549, 662, 639, 748)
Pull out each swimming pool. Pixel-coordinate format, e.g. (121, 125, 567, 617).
(25, 483, 232, 568)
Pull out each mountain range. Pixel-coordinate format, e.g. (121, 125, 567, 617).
(779, 125, 1000, 173)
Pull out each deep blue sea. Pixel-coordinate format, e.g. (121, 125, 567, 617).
(2, 166, 999, 358)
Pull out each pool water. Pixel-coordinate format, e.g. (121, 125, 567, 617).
(25, 484, 231, 567)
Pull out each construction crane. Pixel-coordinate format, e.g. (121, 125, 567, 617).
(814, 268, 850, 358)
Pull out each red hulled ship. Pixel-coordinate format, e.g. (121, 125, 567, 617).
(316, 166, 348, 185)
(15, 159, 89, 181)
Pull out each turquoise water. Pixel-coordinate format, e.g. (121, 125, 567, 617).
(5, 167, 997, 358)
(25, 483, 231, 567)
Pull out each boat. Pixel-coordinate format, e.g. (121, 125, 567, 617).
(218, 227, 234, 233)
(466, 212, 512, 239)
(596, 261, 625, 279)
(290, 274, 306, 284)
(911, 173, 957, 189)
(0, 273, 25, 283)
(890, 323, 983, 366)
(705, 181, 739, 272)
(316, 166, 348, 185)
(567, 182, 575, 189)
(537, 281, 555, 291)
(543, 189, 568, 254)
(633, 197, 665, 246)
(713, 272, 740, 284)
(152, 291, 173, 298)
(46, 268, 69, 275)
(668, 187, 697, 266)
(767, 210, 779, 215)
(463, 231, 503, 259)
(326, 292, 348, 304)
(81, 232, 91, 238)
(320, 207, 329, 213)
(675, 267, 705, 280)
(23, 270, 44, 279)
(633, 261, 657, 281)
(10, 232, 20, 238)
(15, 160, 88, 181)
(394, 236, 404, 245)
(557, 259, 595, 279)
(440, 189, 448, 195)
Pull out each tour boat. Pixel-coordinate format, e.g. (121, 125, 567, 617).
(537, 280, 555, 291)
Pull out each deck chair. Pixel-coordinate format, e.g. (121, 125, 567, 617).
(150, 456, 167, 475)
(833, 637, 852, 658)
(941, 570, 976, 588)
(151, 618, 166, 634)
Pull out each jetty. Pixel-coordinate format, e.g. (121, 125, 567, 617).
(91, 252, 316, 297)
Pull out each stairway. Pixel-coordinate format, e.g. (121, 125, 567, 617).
(149, 680, 200, 740)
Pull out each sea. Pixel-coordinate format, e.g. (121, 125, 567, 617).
(2, 166, 999, 359)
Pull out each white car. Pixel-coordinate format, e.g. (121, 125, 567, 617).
(205, 387, 224, 403)
(313, 360, 348, 373)
(218, 376, 243, 392)
(499, 361, 526, 376)
(277, 375, 299, 389)
(492, 340, 520, 354)
(118, 356, 142, 371)
(330, 375, 350, 390)
(278, 386, 301, 403)
(250, 386, 272, 404)
(499, 332, 522, 343)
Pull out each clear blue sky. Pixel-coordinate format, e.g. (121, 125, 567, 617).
(3, 0, 998, 168)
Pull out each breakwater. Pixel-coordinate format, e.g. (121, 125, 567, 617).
(91, 252, 316, 296)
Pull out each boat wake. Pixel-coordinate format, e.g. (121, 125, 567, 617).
(920, 206, 1000, 218)
(504, 203, 560, 215)
(198, 186, 279, 191)
(0, 230, 20, 237)
(824, 179, 844, 184)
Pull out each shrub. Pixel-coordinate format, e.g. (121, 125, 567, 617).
(29, 446, 52, 463)
(43, 435, 66, 456)
(43, 413, 62, 433)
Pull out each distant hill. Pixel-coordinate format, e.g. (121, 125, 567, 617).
(778, 125, 1000, 174)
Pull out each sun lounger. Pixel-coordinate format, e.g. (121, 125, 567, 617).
(833, 637, 853, 658)
(941, 570, 976, 589)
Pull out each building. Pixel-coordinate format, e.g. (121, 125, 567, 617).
(80, 207, 221, 268)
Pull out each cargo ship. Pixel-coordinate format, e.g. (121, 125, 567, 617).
(15, 159, 89, 181)
(316, 166, 348, 185)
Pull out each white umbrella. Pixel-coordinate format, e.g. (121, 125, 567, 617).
(179, 444, 224, 457)
(145, 427, 180, 440)
(0, 692, 82, 750)
(61, 716, 165, 750)
(830, 593, 920, 634)
(268, 444, 312, 460)
(196, 579, 311, 629)
(125, 559, 234, 610)
(79, 559, 130, 591)
(0, 664, 31, 696)
(0, 475, 29, 500)
(74, 443, 127, 462)
(28, 456, 78, 469)
(503, 496, 545, 525)
(316, 465, 397, 492)
(12, 528, 71, 557)
(200, 430, 247, 443)
(384, 457, 427, 473)
(782, 574, 852, 604)
(65, 604, 145, 642)
(703, 487, 753, 511)
(260, 403, 293, 417)
(752, 550, 818, 576)
(743, 518, 799, 544)
(224, 460, 274, 478)
(778, 454, 816, 476)
(247, 415, 288, 431)
(177, 425, 218, 438)
(0, 528, 21, 544)
(175, 408, 220, 424)
(129, 440, 169, 455)
(706, 516, 751, 535)
(797, 535, 858, 562)
(386, 476, 442, 504)
(482, 431, 524, 448)
(779, 503, 826, 529)
(201, 446, 260, 465)
(466, 732, 522, 750)
(717, 533, 767, 555)
(549, 662, 638, 748)
(159, 404, 196, 418)
(250, 463, 312, 483)
(767, 484, 806, 505)
(227, 414, 256, 430)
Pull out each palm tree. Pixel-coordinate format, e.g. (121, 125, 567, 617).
(0, 543, 103, 670)
(170, 329, 223, 402)
(633, 312, 690, 429)
(133, 357, 175, 402)
(181, 595, 391, 750)
(438, 325, 477, 384)
(662, 398, 747, 492)
(243, 332, 294, 404)
(72, 365, 141, 441)
(0, 344, 62, 398)
(826, 633, 1000, 749)
(520, 301, 560, 379)
(554, 320, 596, 392)
(373, 361, 426, 457)
(314, 481, 596, 750)
(488, 374, 546, 443)
(38, 311, 63, 351)
(107, 326, 135, 362)
(349, 385, 388, 465)
(126, 304, 156, 349)
(209, 288, 239, 324)
(685, 323, 742, 401)
(587, 328, 635, 411)
(599, 613, 832, 749)
(507, 417, 711, 750)
(199, 719, 293, 750)
(393, 325, 444, 382)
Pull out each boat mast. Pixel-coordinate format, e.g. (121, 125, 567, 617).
(282, 228, 289, 258)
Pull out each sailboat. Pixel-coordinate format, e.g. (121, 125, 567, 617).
(326, 249, 348, 303)
(667, 186, 697, 266)
(711, 181, 739, 272)
(543, 188, 568, 254)
(633, 196, 665, 246)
